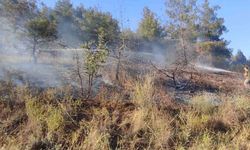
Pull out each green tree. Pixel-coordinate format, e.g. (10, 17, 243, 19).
(198, 0, 231, 67)
(197, 41, 231, 67)
(26, 15, 57, 63)
(121, 29, 140, 51)
(82, 30, 108, 97)
(166, 0, 199, 64)
(74, 4, 86, 19)
(81, 8, 120, 45)
(232, 50, 247, 65)
(138, 7, 163, 40)
(53, 0, 85, 47)
(230, 50, 247, 71)
(166, 0, 198, 40)
(114, 30, 130, 82)
(199, 0, 227, 41)
(54, 0, 73, 20)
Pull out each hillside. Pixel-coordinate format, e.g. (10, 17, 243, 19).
(1, 0, 250, 149)
(0, 55, 249, 149)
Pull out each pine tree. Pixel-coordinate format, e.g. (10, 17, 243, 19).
(233, 50, 247, 65)
(197, 0, 231, 67)
(166, 0, 199, 65)
(138, 7, 163, 40)
(81, 8, 120, 45)
(54, 0, 73, 20)
(199, 0, 227, 41)
(26, 15, 57, 63)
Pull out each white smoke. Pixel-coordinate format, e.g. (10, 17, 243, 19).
(0, 16, 72, 87)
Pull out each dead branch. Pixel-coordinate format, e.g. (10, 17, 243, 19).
(150, 61, 196, 90)
(74, 52, 84, 97)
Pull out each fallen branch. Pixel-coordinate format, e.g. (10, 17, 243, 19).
(150, 61, 195, 90)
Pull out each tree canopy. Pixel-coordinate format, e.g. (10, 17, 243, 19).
(197, 0, 231, 67)
(166, 0, 199, 41)
(138, 7, 164, 40)
(199, 0, 227, 42)
(0, 0, 240, 68)
(26, 14, 57, 62)
(27, 16, 57, 41)
(54, 0, 74, 20)
(81, 8, 120, 45)
(232, 50, 247, 65)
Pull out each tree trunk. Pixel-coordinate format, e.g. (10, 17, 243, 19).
(88, 74, 93, 98)
(180, 29, 188, 65)
(115, 52, 121, 81)
(75, 54, 84, 97)
(116, 38, 125, 82)
(79, 76, 84, 98)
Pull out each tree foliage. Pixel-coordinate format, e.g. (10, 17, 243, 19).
(27, 17, 57, 40)
(138, 7, 164, 40)
(26, 15, 57, 62)
(166, 0, 198, 41)
(53, 0, 86, 47)
(81, 8, 120, 45)
(82, 30, 108, 96)
(232, 50, 247, 65)
(0, 0, 237, 69)
(199, 0, 227, 41)
(197, 0, 231, 67)
(166, 0, 199, 65)
(54, 0, 73, 20)
(197, 41, 230, 58)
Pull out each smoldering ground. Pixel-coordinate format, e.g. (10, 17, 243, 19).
(0, 15, 233, 90)
(0, 15, 168, 88)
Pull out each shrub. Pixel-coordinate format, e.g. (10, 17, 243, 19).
(133, 75, 154, 106)
(46, 106, 65, 133)
(71, 108, 112, 150)
(191, 93, 217, 115)
(25, 96, 46, 123)
(25, 94, 65, 135)
(81, 121, 110, 150)
(122, 75, 171, 149)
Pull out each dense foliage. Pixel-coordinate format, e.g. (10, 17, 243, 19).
(138, 7, 164, 40)
(1, 0, 248, 68)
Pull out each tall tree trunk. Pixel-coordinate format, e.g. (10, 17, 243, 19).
(180, 29, 188, 65)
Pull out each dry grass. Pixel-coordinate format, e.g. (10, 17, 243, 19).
(0, 73, 250, 150)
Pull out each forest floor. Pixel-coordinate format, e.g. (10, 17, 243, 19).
(0, 53, 250, 150)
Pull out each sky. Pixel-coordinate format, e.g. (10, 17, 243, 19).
(42, 0, 250, 57)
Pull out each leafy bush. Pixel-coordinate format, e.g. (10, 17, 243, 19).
(46, 106, 65, 133)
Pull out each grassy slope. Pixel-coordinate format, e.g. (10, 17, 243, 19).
(0, 73, 250, 150)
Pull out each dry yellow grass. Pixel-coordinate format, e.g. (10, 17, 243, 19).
(0, 74, 250, 150)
